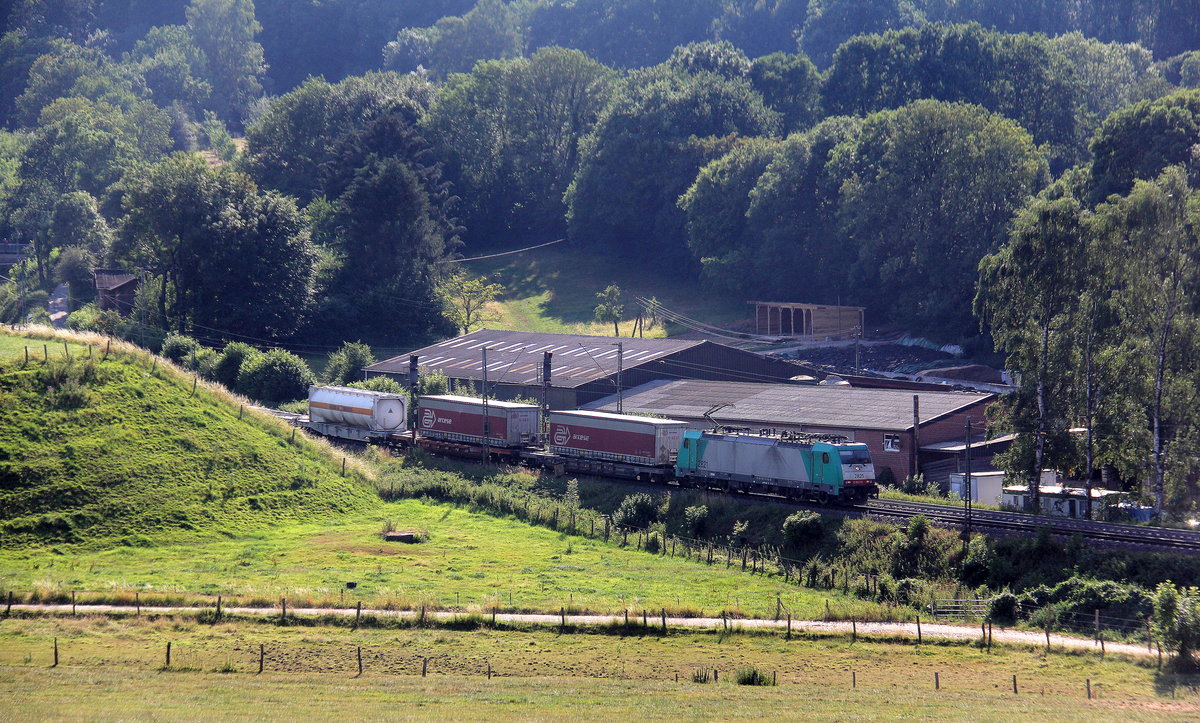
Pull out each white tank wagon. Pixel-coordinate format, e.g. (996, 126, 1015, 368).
(303, 385, 408, 442)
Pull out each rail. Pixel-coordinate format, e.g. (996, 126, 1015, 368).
(864, 499, 1200, 552)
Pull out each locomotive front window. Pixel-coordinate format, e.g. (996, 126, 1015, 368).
(839, 449, 871, 465)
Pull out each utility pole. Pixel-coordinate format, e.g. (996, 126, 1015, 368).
(614, 342, 624, 414)
(481, 346, 490, 461)
(855, 325, 862, 374)
(540, 352, 552, 438)
(910, 395, 921, 479)
(963, 417, 973, 543)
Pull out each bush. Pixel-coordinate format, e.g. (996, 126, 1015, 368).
(349, 376, 405, 394)
(989, 591, 1020, 626)
(324, 341, 376, 385)
(208, 342, 260, 389)
(781, 510, 823, 547)
(683, 505, 709, 537)
(613, 492, 659, 528)
(960, 535, 992, 586)
(236, 348, 316, 404)
(900, 473, 941, 497)
(876, 466, 897, 488)
(160, 333, 201, 364)
(735, 667, 776, 686)
(46, 378, 91, 409)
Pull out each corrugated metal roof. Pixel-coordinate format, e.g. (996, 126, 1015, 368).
(584, 379, 992, 432)
(366, 329, 705, 388)
(94, 269, 137, 290)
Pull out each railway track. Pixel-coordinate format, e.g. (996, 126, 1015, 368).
(861, 499, 1200, 552)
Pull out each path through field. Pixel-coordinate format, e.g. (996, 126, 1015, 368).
(10, 603, 1150, 658)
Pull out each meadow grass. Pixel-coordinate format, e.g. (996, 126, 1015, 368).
(465, 246, 748, 336)
(1, 615, 1195, 720)
(0, 497, 873, 619)
(0, 329, 375, 550)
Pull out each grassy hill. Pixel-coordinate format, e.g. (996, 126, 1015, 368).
(0, 327, 375, 549)
(464, 245, 750, 336)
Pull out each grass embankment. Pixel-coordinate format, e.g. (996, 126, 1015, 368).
(1, 616, 1195, 719)
(465, 245, 748, 336)
(0, 327, 375, 549)
(0, 497, 872, 619)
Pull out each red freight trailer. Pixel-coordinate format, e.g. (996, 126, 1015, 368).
(418, 395, 539, 447)
(548, 410, 688, 466)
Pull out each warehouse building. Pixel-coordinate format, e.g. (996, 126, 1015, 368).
(364, 329, 808, 409)
(584, 379, 994, 483)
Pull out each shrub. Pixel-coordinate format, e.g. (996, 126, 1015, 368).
(324, 341, 376, 385)
(683, 504, 709, 537)
(1152, 582, 1199, 668)
(46, 379, 91, 409)
(989, 591, 1020, 626)
(735, 667, 776, 686)
(613, 492, 659, 528)
(209, 342, 260, 389)
(876, 466, 897, 488)
(349, 376, 405, 394)
(960, 535, 992, 586)
(900, 473, 941, 497)
(160, 333, 201, 364)
(781, 510, 823, 547)
(188, 346, 219, 375)
(236, 348, 316, 404)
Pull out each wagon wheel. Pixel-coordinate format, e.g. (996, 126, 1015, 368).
(817, 491, 830, 505)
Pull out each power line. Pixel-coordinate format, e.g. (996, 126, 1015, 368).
(446, 238, 566, 263)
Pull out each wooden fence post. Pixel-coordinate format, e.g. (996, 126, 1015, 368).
(487, 659, 492, 680)
(852, 670, 856, 688)
(53, 637, 59, 667)
(259, 644, 265, 674)
(71, 591, 76, 616)
(6, 591, 12, 616)
(355, 600, 361, 627)
(357, 647, 363, 677)
(661, 608, 667, 634)
(917, 615, 922, 644)
(422, 657, 428, 677)
(1086, 679, 1091, 700)
(166, 641, 171, 668)
(1012, 675, 1018, 694)
(787, 614, 792, 640)
(136, 591, 140, 616)
(852, 619, 857, 642)
(281, 598, 286, 621)
(935, 672, 939, 690)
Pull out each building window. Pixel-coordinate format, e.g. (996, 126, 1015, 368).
(883, 434, 901, 452)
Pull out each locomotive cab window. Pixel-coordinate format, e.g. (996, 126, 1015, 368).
(839, 449, 871, 465)
(821, 452, 830, 464)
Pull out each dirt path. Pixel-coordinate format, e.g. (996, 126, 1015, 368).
(8, 603, 1150, 658)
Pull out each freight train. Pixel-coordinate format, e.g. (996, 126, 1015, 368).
(300, 386, 878, 504)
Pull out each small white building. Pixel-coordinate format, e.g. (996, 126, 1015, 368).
(1001, 483, 1130, 519)
(950, 469, 1058, 508)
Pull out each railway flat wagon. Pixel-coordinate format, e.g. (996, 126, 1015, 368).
(417, 394, 539, 448)
(304, 385, 407, 442)
(545, 410, 688, 480)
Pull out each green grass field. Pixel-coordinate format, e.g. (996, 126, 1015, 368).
(1, 615, 1195, 720)
(0, 496, 873, 619)
(0, 329, 374, 549)
(464, 246, 749, 336)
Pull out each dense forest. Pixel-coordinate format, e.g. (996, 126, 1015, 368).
(2, 0, 1200, 514)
